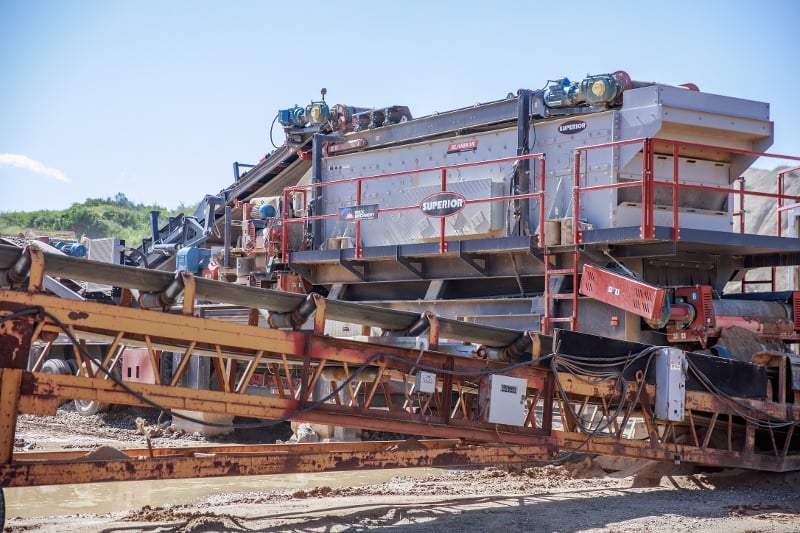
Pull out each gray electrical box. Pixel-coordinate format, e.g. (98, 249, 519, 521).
(655, 347, 686, 422)
(479, 375, 528, 426)
(417, 371, 436, 393)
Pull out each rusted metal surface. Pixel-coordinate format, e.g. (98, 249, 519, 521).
(555, 430, 800, 472)
(0, 369, 22, 464)
(0, 302, 36, 369)
(0, 441, 551, 487)
(1, 289, 306, 358)
(2, 276, 800, 491)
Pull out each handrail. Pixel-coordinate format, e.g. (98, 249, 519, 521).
(281, 137, 800, 256)
(280, 152, 546, 259)
(572, 137, 800, 245)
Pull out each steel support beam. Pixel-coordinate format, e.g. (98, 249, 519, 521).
(0, 441, 551, 488)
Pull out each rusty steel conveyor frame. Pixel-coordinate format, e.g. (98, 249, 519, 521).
(1, 244, 800, 493)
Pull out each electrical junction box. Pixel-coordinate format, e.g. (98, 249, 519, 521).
(417, 371, 436, 393)
(655, 347, 686, 422)
(479, 375, 528, 426)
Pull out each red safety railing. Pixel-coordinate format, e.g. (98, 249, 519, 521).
(572, 138, 800, 246)
(280, 153, 547, 260)
(276, 139, 799, 334)
(776, 164, 800, 236)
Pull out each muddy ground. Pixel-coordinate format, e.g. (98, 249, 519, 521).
(4, 405, 800, 532)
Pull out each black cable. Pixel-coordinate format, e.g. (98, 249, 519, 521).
(686, 358, 798, 429)
(0, 308, 42, 321)
(538, 347, 660, 463)
(123, 247, 149, 269)
(269, 113, 280, 149)
(485, 346, 659, 465)
(380, 352, 553, 378)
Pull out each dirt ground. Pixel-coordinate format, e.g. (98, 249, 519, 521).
(4, 405, 800, 532)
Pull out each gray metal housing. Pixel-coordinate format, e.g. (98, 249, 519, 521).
(314, 84, 772, 245)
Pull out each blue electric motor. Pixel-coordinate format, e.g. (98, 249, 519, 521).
(52, 241, 88, 258)
(278, 105, 308, 128)
(176, 247, 212, 274)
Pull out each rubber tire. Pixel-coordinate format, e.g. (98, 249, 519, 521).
(74, 398, 107, 416)
(73, 360, 111, 416)
(40, 359, 72, 406)
(40, 358, 71, 375)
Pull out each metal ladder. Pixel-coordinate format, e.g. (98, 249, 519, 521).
(542, 248, 581, 335)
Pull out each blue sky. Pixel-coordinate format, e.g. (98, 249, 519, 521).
(1, 0, 798, 212)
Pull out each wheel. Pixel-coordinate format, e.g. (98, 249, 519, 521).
(73, 359, 113, 416)
(40, 358, 71, 375)
(73, 398, 107, 416)
(40, 359, 73, 406)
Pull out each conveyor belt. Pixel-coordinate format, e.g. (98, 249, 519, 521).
(0, 244, 526, 348)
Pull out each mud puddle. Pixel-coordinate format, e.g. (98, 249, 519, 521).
(4, 467, 444, 518)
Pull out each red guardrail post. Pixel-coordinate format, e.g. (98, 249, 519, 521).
(641, 138, 655, 239)
(672, 143, 680, 241)
(355, 179, 363, 259)
(573, 150, 581, 245)
(281, 189, 289, 260)
(440, 168, 447, 253)
(538, 156, 546, 248)
(778, 171, 785, 238)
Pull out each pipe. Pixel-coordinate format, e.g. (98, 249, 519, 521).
(151, 243, 180, 253)
(481, 331, 534, 362)
(149, 211, 161, 246)
(138, 272, 185, 309)
(664, 298, 792, 335)
(382, 313, 431, 338)
(268, 293, 319, 330)
(321, 367, 382, 382)
(713, 315, 795, 336)
(311, 133, 347, 249)
(232, 162, 255, 182)
(5, 250, 32, 286)
(712, 299, 791, 319)
(515, 89, 532, 235)
(223, 205, 231, 269)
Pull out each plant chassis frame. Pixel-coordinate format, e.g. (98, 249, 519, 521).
(1, 244, 799, 499)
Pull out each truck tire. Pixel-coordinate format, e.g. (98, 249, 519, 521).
(40, 358, 71, 375)
(74, 398, 107, 416)
(40, 359, 72, 406)
(73, 360, 114, 416)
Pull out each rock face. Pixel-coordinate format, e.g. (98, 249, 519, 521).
(290, 423, 320, 443)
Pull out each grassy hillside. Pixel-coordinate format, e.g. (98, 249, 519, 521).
(0, 193, 197, 246)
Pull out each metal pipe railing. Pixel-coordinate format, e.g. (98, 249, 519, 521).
(573, 137, 800, 244)
(281, 151, 547, 259)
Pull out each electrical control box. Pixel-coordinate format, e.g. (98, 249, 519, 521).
(417, 371, 436, 393)
(655, 347, 686, 422)
(479, 375, 528, 426)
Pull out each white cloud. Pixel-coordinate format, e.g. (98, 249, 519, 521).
(0, 153, 71, 183)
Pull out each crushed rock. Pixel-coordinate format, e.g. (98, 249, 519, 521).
(80, 445, 131, 462)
